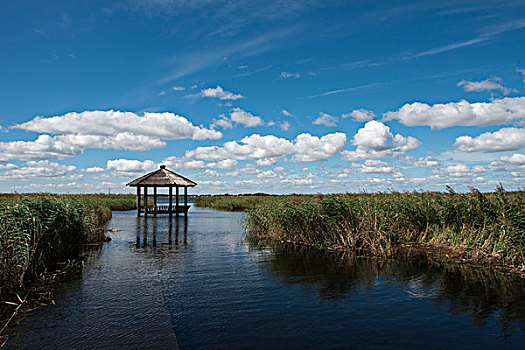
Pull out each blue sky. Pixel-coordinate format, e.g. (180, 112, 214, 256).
(1, 0, 524, 194)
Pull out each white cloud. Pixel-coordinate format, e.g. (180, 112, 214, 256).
(172, 86, 185, 91)
(292, 133, 347, 162)
(200, 86, 244, 100)
(14, 110, 222, 152)
(280, 72, 300, 79)
(0, 160, 76, 180)
(106, 159, 157, 173)
(354, 159, 396, 173)
(57, 133, 166, 151)
(0, 163, 17, 170)
(411, 156, 440, 167)
(84, 167, 105, 173)
(384, 97, 525, 129)
(313, 112, 337, 127)
(281, 109, 292, 117)
(341, 121, 420, 161)
(229, 108, 265, 127)
(279, 121, 291, 131)
(211, 115, 234, 129)
(213, 159, 238, 169)
(342, 109, 376, 121)
(458, 78, 517, 95)
(200, 169, 220, 178)
(454, 127, 525, 152)
(257, 170, 277, 178)
(16, 110, 221, 140)
(437, 163, 472, 177)
(0, 134, 82, 160)
(500, 153, 525, 165)
(256, 158, 277, 166)
(163, 157, 208, 171)
(186, 132, 346, 163)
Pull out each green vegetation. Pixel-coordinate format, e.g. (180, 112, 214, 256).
(197, 188, 525, 266)
(195, 195, 280, 211)
(0, 194, 136, 302)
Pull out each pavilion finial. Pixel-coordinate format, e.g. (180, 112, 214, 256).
(160, 165, 166, 169)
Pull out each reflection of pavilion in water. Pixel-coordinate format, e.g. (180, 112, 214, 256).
(135, 216, 188, 248)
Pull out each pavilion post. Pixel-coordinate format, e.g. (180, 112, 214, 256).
(184, 187, 188, 218)
(136, 186, 141, 217)
(144, 186, 148, 216)
(153, 187, 157, 217)
(176, 186, 180, 217)
(168, 186, 173, 215)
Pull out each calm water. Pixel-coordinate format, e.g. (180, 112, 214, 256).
(5, 207, 525, 349)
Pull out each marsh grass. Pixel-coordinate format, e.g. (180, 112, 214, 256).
(0, 194, 136, 301)
(199, 188, 525, 266)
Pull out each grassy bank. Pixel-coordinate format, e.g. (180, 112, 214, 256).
(197, 188, 525, 268)
(0, 194, 136, 304)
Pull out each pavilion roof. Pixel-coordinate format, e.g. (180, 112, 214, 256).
(126, 165, 197, 187)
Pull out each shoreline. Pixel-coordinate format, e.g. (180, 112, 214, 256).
(0, 194, 136, 329)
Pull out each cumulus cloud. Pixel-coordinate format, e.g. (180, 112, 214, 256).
(410, 156, 440, 167)
(0, 160, 76, 180)
(210, 115, 234, 129)
(0, 134, 82, 160)
(172, 86, 185, 91)
(57, 133, 166, 151)
(0, 163, 17, 170)
(280, 72, 300, 79)
(454, 127, 525, 152)
(84, 167, 105, 173)
(14, 110, 222, 153)
(292, 133, 346, 162)
(186, 132, 346, 163)
(257, 170, 277, 178)
(313, 112, 337, 127)
(16, 110, 221, 140)
(161, 156, 237, 171)
(281, 110, 293, 117)
(341, 121, 420, 161)
(229, 108, 265, 127)
(200, 86, 244, 100)
(342, 109, 376, 121)
(353, 160, 396, 173)
(256, 158, 278, 166)
(458, 78, 517, 95)
(500, 153, 525, 165)
(106, 159, 157, 173)
(384, 97, 525, 129)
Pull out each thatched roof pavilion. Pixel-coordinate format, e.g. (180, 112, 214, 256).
(127, 165, 197, 217)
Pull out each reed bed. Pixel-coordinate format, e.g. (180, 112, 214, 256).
(0, 194, 136, 301)
(199, 188, 525, 266)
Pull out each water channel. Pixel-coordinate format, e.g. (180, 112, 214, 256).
(5, 207, 525, 349)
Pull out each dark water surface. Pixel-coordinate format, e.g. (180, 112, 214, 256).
(5, 207, 525, 349)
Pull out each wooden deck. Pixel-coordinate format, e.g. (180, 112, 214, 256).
(141, 204, 191, 214)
